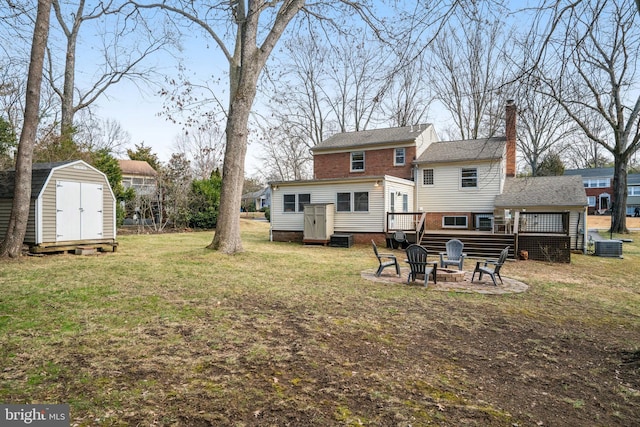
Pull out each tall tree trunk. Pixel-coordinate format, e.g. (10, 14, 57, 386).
(0, 0, 52, 258)
(611, 156, 628, 233)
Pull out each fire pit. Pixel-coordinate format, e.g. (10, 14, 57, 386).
(436, 268, 466, 282)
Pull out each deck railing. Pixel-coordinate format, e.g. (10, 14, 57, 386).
(386, 212, 427, 242)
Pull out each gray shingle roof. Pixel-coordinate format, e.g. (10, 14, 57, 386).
(564, 167, 614, 178)
(495, 176, 587, 208)
(415, 137, 506, 164)
(311, 124, 433, 152)
(0, 161, 74, 199)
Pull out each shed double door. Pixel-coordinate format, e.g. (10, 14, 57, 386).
(303, 203, 334, 242)
(56, 181, 104, 241)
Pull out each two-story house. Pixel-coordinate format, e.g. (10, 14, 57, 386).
(269, 101, 588, 257)
(564, 167, 640, 216)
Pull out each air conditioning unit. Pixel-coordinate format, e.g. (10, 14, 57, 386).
(594, 240, 623, 258)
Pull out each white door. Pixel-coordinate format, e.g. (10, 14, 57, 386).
(56, 181, 81, 241)
(56, 181, 104, 242)
(81, 183, 103, 239)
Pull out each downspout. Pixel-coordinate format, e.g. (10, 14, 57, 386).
(269, 184, 273, 242)
(575, 211, 581, 252)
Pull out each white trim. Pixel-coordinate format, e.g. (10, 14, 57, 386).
(36, 195, 43, 244)
(394, 148, 406, 166)
(350, 151, 365, 172)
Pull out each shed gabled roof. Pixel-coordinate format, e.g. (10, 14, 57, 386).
(118, 160, 157, 177)
(311, 124, 433, 152)
(415, 137, 505, 164)
(495, 175, 587, 208)
(0, 161, 75, 199)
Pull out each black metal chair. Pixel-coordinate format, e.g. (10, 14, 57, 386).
(472, 246, 510, 286)
(439, 239, 467, 270)
(372, 240, 400, 277)
(405, 244, 437, 287)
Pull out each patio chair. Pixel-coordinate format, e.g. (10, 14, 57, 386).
(472, 246, 510, 286)
(372, 240, 400, 277)
(439, 239, 467, 270)
(405, 244, 437, 287)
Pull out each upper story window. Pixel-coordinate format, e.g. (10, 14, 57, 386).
(423, 169, 434, 186)
(351, 151, 365, 172)
(628, 186, 640, 196)
(394, 148, 406, 166)
(336, 191, 369, 212)
(283, 193, 310, 212)
(584, 178, 610, 188)
(461, 167, 478, 188)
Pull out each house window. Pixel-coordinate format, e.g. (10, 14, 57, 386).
(337, 191, 369, 212)
(354, 192, 369, 212)
(283, 193, 309, 212)
(390, 193, 395, 212)
(461, 168, 478, 188)
(394, 148, 406, 166)
(283, 194, 296, 212)
(443, 216, 468, 228)
(423, 169, 434, 185)
(402, 194, 408, 212)
(351, 151, 365, 172)
(628, 186, 640, 196)
(298, 193, 310, 212)
(587, 196, 596, 207)
(337, 192, 351, 211)
(584, 178, 610, 188)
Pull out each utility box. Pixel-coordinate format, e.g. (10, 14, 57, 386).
(303, 203, 334, 244)
(330, 234, 353, 248)
(594, 240, 623, 258)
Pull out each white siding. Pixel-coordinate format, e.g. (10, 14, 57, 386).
(272, 182, 387, 233)
(416, 160, 503, 212)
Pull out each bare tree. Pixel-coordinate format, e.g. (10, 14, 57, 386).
(383, 52, 432, 128)
(48, 0, 168, 139)
(322, 35, 389, 132)
(173, 125, 225, 180)
(0, 0, 51, 258)
(257, 120, 312, 181)
(429, 5, 512, 140)
(515, 83, 576, 176)
(534, 0, 640, 232)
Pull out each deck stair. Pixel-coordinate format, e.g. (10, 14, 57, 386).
(420, 232, 515, 260)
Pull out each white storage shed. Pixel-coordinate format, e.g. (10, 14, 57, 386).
(0, 160, 117, 253)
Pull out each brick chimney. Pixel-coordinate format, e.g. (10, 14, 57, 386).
(505, 99, 517, 177)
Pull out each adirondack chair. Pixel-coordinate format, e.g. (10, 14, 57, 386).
(439, 239, 466, 270)
(405, 244, 437, 287)
(472, 246, 510, 286)
(372, 240, 400, 277)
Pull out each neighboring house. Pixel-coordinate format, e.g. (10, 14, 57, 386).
(0, 160, 117, 253)
(118, 160, 158, 196)
(270, 101, 588, 258)
(564, 167, 640, 216)
(241, 186, 271, 211)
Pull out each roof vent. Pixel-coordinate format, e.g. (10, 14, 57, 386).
(594, 240, 623, 258)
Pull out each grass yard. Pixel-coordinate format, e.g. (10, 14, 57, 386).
(1, 219, 639, 426)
